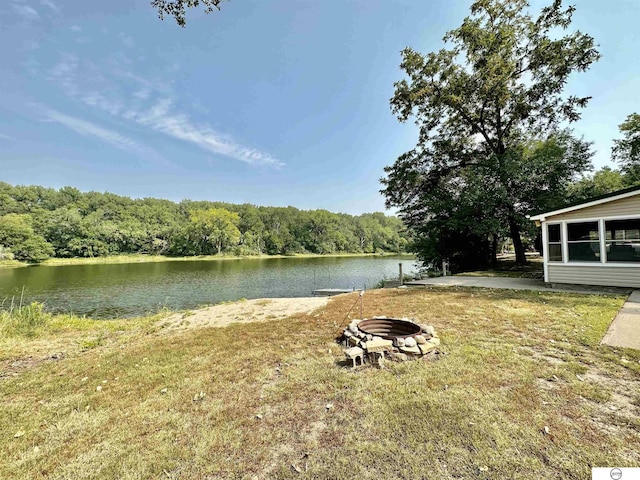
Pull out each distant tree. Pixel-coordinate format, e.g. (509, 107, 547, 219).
(190, 208, 241, 254)
(382, 0, 600, 265)
(567, 167, 626, 203)
(612, 113, 640, 184)
(0, 214, 54, 263)
(152, 0, 227, 27)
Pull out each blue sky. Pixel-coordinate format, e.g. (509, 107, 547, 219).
(1, 0, 639, 214)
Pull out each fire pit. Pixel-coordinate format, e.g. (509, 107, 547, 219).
(341, 317, 441, 367)
(357, 317, 422, 340)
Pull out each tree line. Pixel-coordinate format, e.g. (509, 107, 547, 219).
(0, 184, 408, 263)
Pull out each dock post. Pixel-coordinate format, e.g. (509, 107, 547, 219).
(399, 263, 403, 285)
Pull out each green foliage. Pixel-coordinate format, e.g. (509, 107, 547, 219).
(0, 182, 408, 261)
(567, 167, 627, 203)
(0, 213, 54, 262)
(382, 0, 599, 268)
(612, 113, 640, 184)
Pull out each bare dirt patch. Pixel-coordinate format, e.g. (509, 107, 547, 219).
(161, 297, 330, 333)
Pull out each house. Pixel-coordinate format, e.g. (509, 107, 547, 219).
(530, 185, 640, 288)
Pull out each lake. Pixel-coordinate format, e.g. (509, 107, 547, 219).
(0, 255, 418, 319)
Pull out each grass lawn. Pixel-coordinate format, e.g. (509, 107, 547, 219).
(1, 288, 639, 479)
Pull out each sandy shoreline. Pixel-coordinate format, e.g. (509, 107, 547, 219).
(161, 296, 331, 332)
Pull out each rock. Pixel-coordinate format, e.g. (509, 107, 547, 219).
(348, 324, 359, 334)
(343, 330, 353, 338)
(160, 388, 168, 394)
(256, 414, 263, 420)
(325, 403, 333, 410)
(415, 335, 427, 345)
(365, 334, 373, 341)
(363, 339, 393, 353)
(399, 345, 421, 355)
(395, 338, 405, 348)
(33, 446, 40, 454)
(349, 336, 360, 346)
(345, 346, 364, 357)
(404, 337, 417, 348)
(96, 385, 102, 392)
(424, 325, 436, 337)
(81, 377, 88, 382)
(353, 319, 363, 325)
(419, 342, 437, 355)
(14, 431, 25, 438)
(389, 352, 408, 362)
(429, 337, 441, 346)
(372, 336, 383, 342)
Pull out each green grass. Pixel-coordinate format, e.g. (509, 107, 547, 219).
(1, 288, 639, 479)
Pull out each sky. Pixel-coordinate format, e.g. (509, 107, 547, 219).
(1, 0, 639, 215)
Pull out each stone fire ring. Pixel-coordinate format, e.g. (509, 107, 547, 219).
(357, 317, 421, 340)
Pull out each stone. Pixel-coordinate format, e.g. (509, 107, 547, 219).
(404, 337, 417, 348)
(344, 346, 364, 367)
(415, 335, 427, 345)
(419, 342, 437, 355)
(424, 325, 436, 337)
(160, 388, 168, 394)
(429, 337, 441, 346)
(348, 324, 359, 334)
(389, 352, 408, 362)
(349, 336, 360, 346)
(372, 336, 383, 342)
(395, 337, 405, 348)
(343, 330, 353, 338)
(363, 339, 393, 353)
(14, 431, 25, 438)
(96, 385, 102, 392)
(399, 345, 421, 355)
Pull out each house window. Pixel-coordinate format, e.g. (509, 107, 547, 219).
(547, 224, 562, 262)
(567, 222, 600, 262)
(605, 219, 640, 263)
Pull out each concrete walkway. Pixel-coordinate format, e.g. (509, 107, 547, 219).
(404, 276, 628, 295)
(601, 290, 640, 350)
(405, 276, 640, 350)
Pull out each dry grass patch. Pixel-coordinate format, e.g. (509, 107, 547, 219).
(1, 288, 639, 479)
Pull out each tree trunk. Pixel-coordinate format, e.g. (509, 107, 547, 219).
(507, 214, 527, 265)
(490, 234, 498, 267)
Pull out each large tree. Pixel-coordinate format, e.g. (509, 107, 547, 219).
(382, 0, 600, 265)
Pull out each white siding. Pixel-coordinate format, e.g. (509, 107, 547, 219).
(547, 264, 640, 288)
(546, 195, 640, 221)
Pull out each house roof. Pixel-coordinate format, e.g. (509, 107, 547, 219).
(529, 183, 640, 222)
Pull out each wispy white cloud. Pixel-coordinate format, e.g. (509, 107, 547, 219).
(0, 133, 12, 140)
(39, 106, 154, 159)
(45, 51, 283, 168)
(13, 4, 40, 21)
(118, 33, 134, 49)
(70, 25, 81, 32)
(40, 0, 60, 13)
(133, 99, 284, 167)
(48, 53, 79, 96)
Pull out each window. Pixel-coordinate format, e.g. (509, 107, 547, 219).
(547, 224, 562, 262)
(567, 222, 600, 262)
(605, 219, 640, 263)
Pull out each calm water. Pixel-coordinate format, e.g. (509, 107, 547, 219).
(0, 256, 417, 318)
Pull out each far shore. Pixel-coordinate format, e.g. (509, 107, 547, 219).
(0, 251, 415, 269)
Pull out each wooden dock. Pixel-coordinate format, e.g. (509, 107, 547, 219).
(312, 288, 355, 296)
